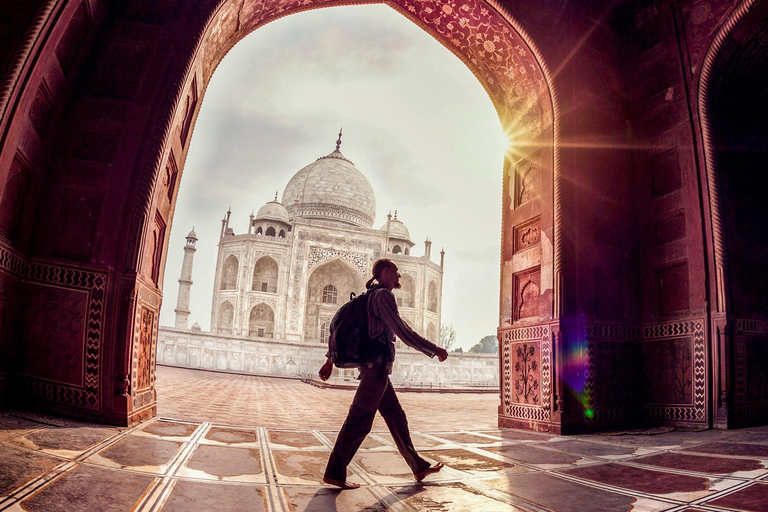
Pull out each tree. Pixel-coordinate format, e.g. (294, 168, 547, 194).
(469, 335, 498, 354)
(439, 323, 456, 350)
(452, 347, 463, 353)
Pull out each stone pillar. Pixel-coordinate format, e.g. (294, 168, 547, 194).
(174, 228, 198, 328)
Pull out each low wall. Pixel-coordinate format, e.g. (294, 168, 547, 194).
(158, 326, 499, 388)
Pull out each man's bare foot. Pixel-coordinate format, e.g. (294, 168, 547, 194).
(414, 462, 444, 482)
(322, 477, 361, 489)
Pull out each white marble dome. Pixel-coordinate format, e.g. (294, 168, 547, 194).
(282, 148, 376, 228)
(380, 217, 411, 241)
(256, 200, 289, 224)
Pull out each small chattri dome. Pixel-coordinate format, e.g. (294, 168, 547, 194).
(380, 217, 411, 241)
(256, 200, 290, 224)
(191, 322, 201, 331)
(186, 228, 198, 240)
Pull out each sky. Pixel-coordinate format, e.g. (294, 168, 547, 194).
(159, 4, 506, 351)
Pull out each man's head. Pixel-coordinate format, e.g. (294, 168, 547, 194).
(368, 258, 401, 290)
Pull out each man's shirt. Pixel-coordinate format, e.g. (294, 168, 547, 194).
(367, 287, 439, 359)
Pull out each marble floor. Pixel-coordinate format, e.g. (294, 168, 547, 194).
(2, 367, 768, 511)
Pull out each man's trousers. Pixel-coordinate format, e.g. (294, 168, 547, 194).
(324, 364, 431, 481)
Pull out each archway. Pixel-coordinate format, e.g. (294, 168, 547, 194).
(252, 256, 279, 293)
(699, 0, 768, 428)
(304, 258, 365, 341)
(395, 274, 416, 308)
(0, 0, 555, 427)
(220, 254, 239, 290)
(248, 303, 275, 338)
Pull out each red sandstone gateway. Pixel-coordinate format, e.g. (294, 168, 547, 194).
(0, 0, 767, 436)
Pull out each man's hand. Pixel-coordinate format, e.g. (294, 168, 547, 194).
(435, 347, 448, 362)
(319, 358, 334, 381)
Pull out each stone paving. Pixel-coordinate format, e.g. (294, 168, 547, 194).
(2, 367, 768, 511)
(155, 366, 499, 430)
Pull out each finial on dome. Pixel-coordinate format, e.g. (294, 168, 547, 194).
(274, 191, 278, 201)
(394, 210, 398, 220)
(335, 128, 343, 151)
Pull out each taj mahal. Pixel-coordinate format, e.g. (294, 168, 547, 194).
(157, 134, 498, 387)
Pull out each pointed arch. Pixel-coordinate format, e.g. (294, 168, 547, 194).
(252, 255, 278, 292)
(428, 281, 438, 312)
(395, 274, 415, 308)
(220, 254, 239, 290)
(249, 303, 275, 338)
(304, 258, 365, 341)
(265, 226, 276, 237)
(217, 301, 234, 333)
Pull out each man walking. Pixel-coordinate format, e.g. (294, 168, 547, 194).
(319, 258, 449, 489)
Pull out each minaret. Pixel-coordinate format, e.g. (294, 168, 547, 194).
(424, 237, 432, 260)
(174, 228, 198, 329)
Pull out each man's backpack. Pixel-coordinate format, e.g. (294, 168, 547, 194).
(328, 291, 371, 368)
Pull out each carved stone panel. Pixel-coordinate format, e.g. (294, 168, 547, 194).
(745, 334, 768, 402)
(655, 211, 686, 245)
(650, 148, 681, 197)
(91, 45, 150, 100)
(53, 189, 102, 261)
(71, 131, 121, 162)
(658, 261, 689, 315)
(512, 342, 540, 405)
(642, 320, 706, 423)
(585, 326, 642, 423)
(513, 267, 540, 321)
(180, 75, 198, 147)
(150, 212, 166, 285)
(516, 159, 540, 207)
(29, 81, 54, 137)
(513, 217, 541, 254)
(0, 155, 31, 240)
(22, 284, 88, 386)
(163, 151, 178, 201)
(136, 308, 154, 391)
(499, 324, 550, 424)
(642, 337, 693, 405)
(55, 2, 88, 76)
(595, 268, 625, 321)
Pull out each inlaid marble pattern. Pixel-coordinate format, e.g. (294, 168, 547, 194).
(3, 410, 768, 511)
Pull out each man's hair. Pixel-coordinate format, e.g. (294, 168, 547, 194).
(366, 258, 398, 289)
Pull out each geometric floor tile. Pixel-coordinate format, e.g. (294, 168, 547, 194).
(485, 472, 641, 512)
(635, 451, 764, 474)
(562, 463, 711, 494)
(21, 465, 154, 512)
(707, 482, 768, 512)
(161, 481, 267, 512)
(5, 368, 768, 512)
(0, 444, 59, 495)
(184, 444, 262, 478)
